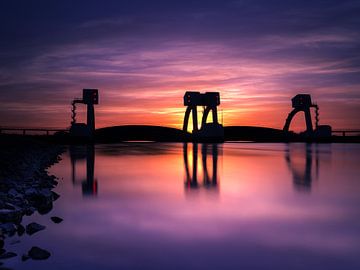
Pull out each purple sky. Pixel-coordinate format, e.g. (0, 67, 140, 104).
(0, 0, 359, 130)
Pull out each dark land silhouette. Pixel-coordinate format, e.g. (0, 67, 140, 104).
(95, 125, 187, 142)
(1, 89, 359, 143)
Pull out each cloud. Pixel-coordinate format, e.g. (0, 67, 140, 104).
(0, 0, 359, 129)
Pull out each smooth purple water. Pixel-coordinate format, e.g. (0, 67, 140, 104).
(4, 143, 360, 269)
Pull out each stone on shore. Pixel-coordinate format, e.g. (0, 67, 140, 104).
(28, 246, 51, 260)
(0, 223, 17, 236)
(26, 223, 46, 235)
(50, 216, 63, 224)
(51, 191, 60, 201)
(0, 209, 22, 224)
(0, 251, 17, 260)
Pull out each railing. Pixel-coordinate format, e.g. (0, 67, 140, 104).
(0, 126, 69, 136)
(332, 130, 360, 137)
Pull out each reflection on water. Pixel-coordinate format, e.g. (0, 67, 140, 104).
(285, 144, 319, 191)
(70, 145, 97, 196)
(5, 143, 360, 270)
(183, 143, 219, 190)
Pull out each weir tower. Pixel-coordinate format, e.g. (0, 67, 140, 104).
(70, 89, 99, 137)
(183, 91, 224, 141)
(283, 94, 331, 137)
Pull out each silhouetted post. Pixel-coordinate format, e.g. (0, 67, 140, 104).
(202, 144, 209, 185)
(304, 107, 313, 133)
(212, 144, 218, 185)
(183, 142, 199, 188)
(183, 92, 201, 132)
(192, 143, 198, 186)
(82, 144, 97, 196)
(183, 143, 191, 182)
(83, 89, 98, 135)
(87, 103, 95, 134)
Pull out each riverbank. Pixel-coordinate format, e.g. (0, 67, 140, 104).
(0, 135, 64, 264)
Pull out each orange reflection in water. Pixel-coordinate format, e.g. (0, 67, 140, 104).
(45, 142, 360, 270)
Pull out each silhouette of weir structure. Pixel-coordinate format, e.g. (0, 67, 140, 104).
(70, 89, 99, 137)
(285, 144, 319, 191)
(183, 91, 224, 141)
(283, 94, 331, 137)
(183, 143, 219, 190)
(69, 145, 98, 196)
(7, 89, 358, 142)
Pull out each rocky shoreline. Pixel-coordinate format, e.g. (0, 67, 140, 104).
(0, 135, 65, 264)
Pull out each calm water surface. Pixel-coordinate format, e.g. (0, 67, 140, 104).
(5, 143, 360, 269)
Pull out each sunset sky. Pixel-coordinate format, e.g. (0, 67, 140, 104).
(0, 0, 359, 130)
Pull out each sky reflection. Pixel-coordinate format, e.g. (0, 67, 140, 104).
(4, 142, 360, 270)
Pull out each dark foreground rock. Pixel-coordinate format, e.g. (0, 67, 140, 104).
(26, 223, 46, 236)
(0, 252, 17, 260)
(27, 246, 51, 260)
(50, 216, 63, 224)
(0, 135, 64, 263)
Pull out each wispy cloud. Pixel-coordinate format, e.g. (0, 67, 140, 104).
(0, 0, 359, 129)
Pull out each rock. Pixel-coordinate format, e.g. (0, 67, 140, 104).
(21, 254, 30, 261)
(50, 216, 63, 224)
(0, 209, 22, 224)
(51, 191, 60, 201)
(39, 189, 52, 198)
(28, 246, 51, 260)
(16, 224, 25, 236)
(26, 223, 46, 235)
(27, 190, 54, 215)
(0, 252, 17, 259)
(0, 266, 14, 270)
(7, 189, 19, 198)
(25, 188, 38, 197)
(3, 203, 16, 210)
(37, 201, 53, 215)
(0, 223, 17, 235)
(9, 239, 20, 245)
(24, 207, 36, 216)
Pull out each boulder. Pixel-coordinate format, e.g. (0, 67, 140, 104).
(28, 246, 51, 260)
(51, 191, 60, 201)
(0, 223, 17, 235)
(50, 216, 63, 224)
(26, 222, 46, 235)
(16, 224, 25, 236)
(0, 209, 22, 224)
(0, 251, 17, 259)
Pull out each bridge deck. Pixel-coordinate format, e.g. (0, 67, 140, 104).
(0, 127, 68, 135)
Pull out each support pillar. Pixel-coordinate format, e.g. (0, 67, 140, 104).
(87, 104, 95, 134)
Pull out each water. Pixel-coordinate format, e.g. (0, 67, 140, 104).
(4, 143, 360, 269)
